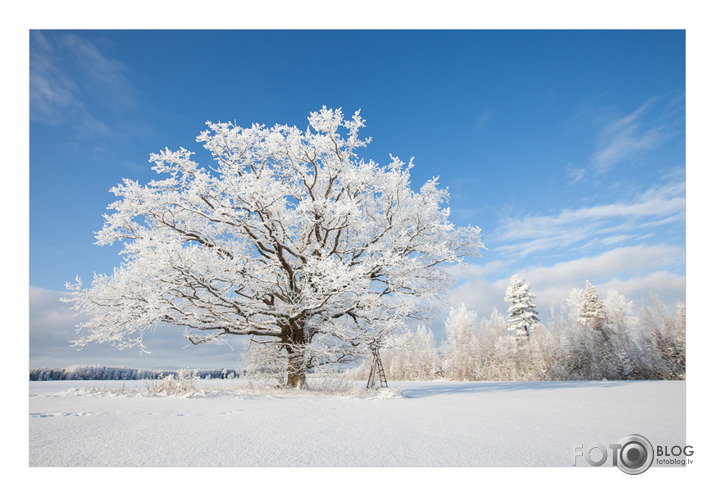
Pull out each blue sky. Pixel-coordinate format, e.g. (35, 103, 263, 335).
(29, 29, 687, 368)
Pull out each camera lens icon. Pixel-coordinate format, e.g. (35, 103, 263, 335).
(616, 435, 654, 475)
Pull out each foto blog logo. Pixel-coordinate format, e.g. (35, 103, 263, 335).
(574, 434, 654, 475)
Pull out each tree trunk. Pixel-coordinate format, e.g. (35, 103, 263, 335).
(286, 347, 306, 389)
(283, 324, 307, 389)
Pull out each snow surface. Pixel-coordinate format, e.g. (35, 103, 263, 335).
(29, 379, 685, 467)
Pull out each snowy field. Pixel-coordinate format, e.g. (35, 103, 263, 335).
(29, 379, 685, 467)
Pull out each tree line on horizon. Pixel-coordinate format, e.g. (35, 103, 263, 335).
(29, 365, 242, 381)
(33, 278, 685, 383)
(347, 277, 686, 382)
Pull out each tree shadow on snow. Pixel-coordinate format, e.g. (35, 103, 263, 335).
(398, 380, 627, 399)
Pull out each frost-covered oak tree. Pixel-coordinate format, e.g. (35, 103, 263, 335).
(64, 108, 483, 388)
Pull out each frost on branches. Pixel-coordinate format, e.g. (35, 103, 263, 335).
(504, 274, 539, 342)
(63, 108, 483, 388)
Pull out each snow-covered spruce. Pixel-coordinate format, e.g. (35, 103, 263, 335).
(504, 274, 539, 343)
(63, 108, 483, 388)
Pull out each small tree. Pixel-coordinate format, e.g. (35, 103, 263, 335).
(578, 281, 607, 332)
(638, 295, 686, 379)
(504, 274, 539, 342)
(63, 108, 483, 388)
(476, 308, 514, 380)
(380, 325, 439, 380)
(603, 289, 638, 378)
(569, 281, 624, 379)
(442, 303, 479, 380)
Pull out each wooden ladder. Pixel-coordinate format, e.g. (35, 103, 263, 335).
(366, 345, 388, 389)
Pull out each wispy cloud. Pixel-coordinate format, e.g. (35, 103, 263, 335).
(30, 32, 80, 125)
(566, 163, 586, 185)
(475, 109, 495, 132)
(567, 96, 684, 182)
(30, 31, 135, 135)
(590, 99, 665, 174)
(493, 176, 684, 259)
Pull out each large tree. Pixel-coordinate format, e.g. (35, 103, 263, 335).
(64, 108, 483, 387)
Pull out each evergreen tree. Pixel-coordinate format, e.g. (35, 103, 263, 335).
(578, 281, 607, 331)
(504, 274, 539, 342)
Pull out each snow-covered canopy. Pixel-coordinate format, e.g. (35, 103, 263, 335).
(65, 108, 483, 373)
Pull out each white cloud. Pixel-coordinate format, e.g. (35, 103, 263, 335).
(523, 244, 683, 284)
(446, 244, 685, 322)
(30, 31, 135, 135)
(493, 177, 684, 259)
(601, 272, 685, 306)
(29, 286, 244, 369)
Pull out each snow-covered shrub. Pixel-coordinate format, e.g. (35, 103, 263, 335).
(304, 372, 357, 395)
(144, 368, 202, 397)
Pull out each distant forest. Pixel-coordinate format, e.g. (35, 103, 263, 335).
(30, 364, 241, 381)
